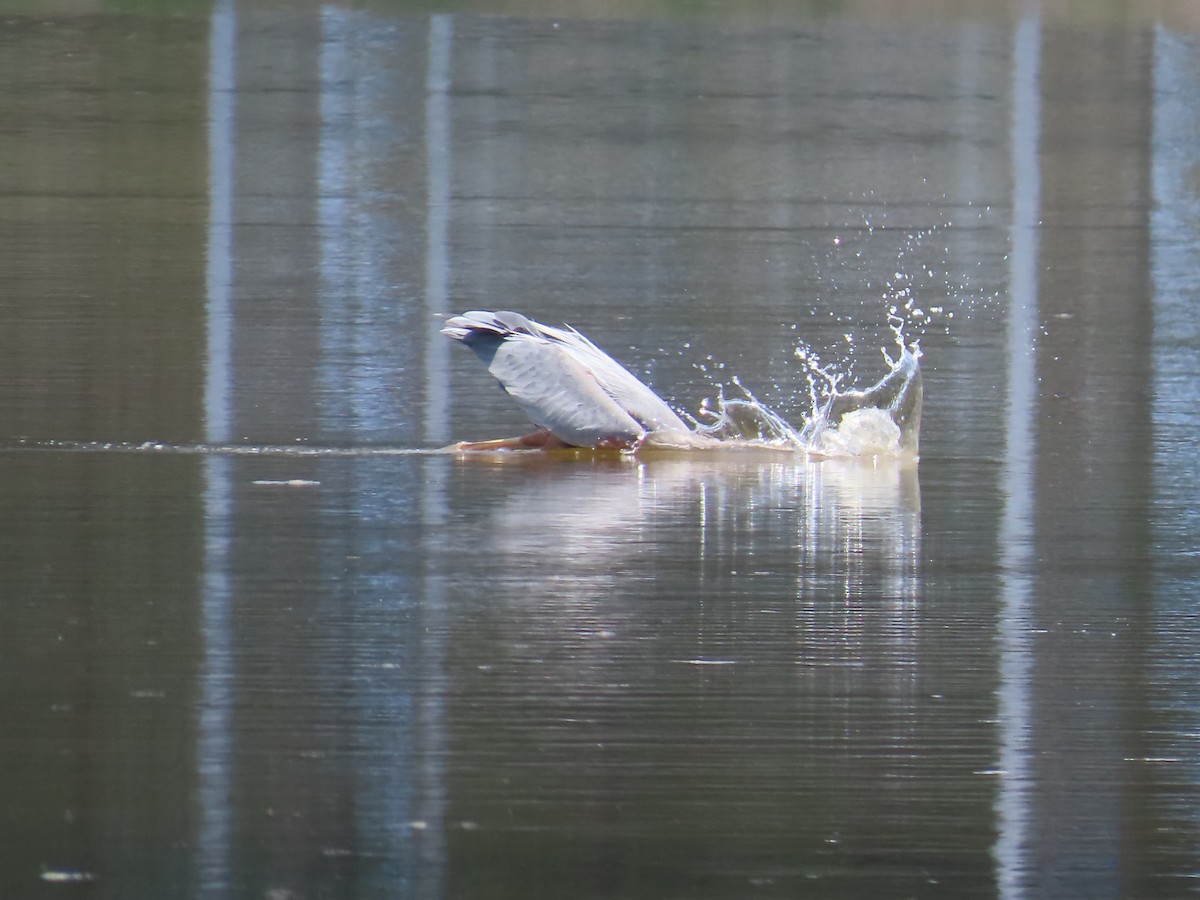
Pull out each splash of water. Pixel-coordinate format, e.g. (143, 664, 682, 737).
(683, 214, 946, 459)
(688, 339, 922, 459)
(676, 203, 1009, 459)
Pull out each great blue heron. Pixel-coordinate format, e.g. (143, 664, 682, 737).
(441, 310, 700, 450)
(442, 309, 922, 454)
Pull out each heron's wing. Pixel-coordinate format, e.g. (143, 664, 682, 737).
(530, 322, 690, 434)
(489, 335, 646, 447)
(443, 310, 691, 446)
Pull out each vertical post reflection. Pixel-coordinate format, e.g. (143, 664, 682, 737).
(994, 11, 1040, 900)
(200, 0, 237, 893)
(316, 11, 452, 894)
(424, 14, 453, 447)
(416, 14, 454, 894)
(1150, 25, 1200, 872)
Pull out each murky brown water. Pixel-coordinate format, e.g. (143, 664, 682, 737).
(1, 4, 1199, 898)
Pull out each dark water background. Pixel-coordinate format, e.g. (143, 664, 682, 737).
(1, 3, 1198, 898)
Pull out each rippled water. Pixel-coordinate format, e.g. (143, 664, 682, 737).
(2, 4, 1199, 899)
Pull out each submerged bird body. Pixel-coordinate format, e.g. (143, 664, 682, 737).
(441, 310, 693, 450)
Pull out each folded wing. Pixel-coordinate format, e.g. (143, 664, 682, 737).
(442, 310, 691, 448)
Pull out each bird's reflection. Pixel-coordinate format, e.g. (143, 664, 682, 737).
(451, 451, 921, 672)
(467, 451, 917, 564)
(442, 452, 926, 857)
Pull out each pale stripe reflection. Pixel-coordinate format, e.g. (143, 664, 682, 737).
(316, 9, 454, 895)
(199, 0, 237, 892)
(994, 11, 1041, 899)
(425, 13, 453, 448)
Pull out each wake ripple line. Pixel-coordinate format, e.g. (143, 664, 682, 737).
(0, 439, 443, 457)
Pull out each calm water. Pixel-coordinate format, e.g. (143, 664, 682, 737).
(1, 3, 1199, 899)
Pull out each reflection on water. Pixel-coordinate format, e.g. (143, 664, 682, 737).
(437, 454, 937, 898)
(994, 12, 1039, 900)
(198, 0, 236, 891)
(1, 4, 1199, 899)
(467, 453, 918, 606)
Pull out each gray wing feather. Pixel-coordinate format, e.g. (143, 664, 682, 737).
(490, 335, 645, 446)
(442, 310, 691, 447)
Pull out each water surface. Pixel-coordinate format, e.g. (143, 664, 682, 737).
(1, 4, 1198, 899)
